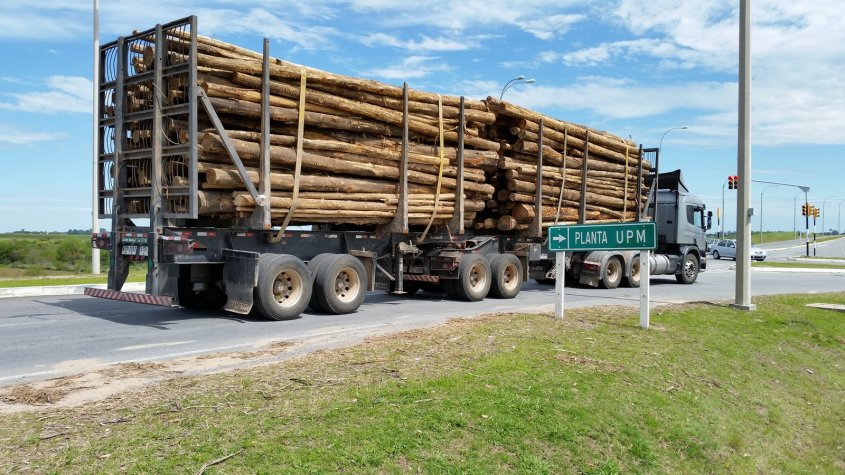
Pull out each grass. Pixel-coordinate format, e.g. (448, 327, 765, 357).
(711, 232, 843, 244)
(0, 233, 107, 276)
(0, 272, 146, 288)
(2, 293, 844, 473)
(752, 261, 845, 270)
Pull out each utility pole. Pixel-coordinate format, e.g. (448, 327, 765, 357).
(91, 0, 100, 275)
(733, 0, 754, 311)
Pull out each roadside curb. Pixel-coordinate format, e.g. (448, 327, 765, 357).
(0, 282, 146, 299)
(748, 267, 845, 274)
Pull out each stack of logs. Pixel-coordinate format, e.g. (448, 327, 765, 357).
(128, 32, 650, 231)
(483, 98, 647, 231)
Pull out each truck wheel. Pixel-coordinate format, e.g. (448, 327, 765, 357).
(315, 254, 367, 314)
(675, 253, 699, 285)
(253, 254, 311, 320)
(447, 254, 491, 301)
(624, 255, 641, 288)
(600, 257, 623, 289)
(489, 254, 523, 299)
(306, 253, 334, 311)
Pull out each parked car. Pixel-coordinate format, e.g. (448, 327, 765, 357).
(710, 239, 767, 261)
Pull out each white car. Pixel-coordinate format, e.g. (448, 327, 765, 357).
(710, 239, 767, 261)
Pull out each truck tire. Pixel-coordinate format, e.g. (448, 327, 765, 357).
(447, 254, 491, 301)
(675, 253, 699, 284)
(253, 254, 311, 320)
(489, 254, 523, 299)
(306, 253, 334, 311)
(600, 257, 623, 289)
(314, 254, 367, 314)
(624, 255, 641, 288)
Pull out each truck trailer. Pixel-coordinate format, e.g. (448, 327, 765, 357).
(87, 17, 710, 320)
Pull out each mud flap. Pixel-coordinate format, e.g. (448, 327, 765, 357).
(223, 249, 259, 314)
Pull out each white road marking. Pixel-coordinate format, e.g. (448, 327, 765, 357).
(0, 369, 59, 382)
(116, 341, 194, 351)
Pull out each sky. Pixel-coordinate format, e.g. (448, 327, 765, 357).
(0, 0, 843, 234)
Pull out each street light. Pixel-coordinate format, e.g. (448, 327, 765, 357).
(651, 126, 688, 219)
(759, 184, 780, 244)
(499, 76, 535, 100)
(658, 126, 689, 153)
(822, 196, 840, 235)
(792, 190, 804, 239)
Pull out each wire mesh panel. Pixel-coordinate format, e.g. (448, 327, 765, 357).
(97, 16, 197, 221)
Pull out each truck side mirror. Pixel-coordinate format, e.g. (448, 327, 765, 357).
(706, 211, 713, 230)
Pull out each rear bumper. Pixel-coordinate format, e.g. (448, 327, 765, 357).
(84, 287, 176, 307)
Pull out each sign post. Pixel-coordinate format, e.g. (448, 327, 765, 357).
(548, 222, 657, 328)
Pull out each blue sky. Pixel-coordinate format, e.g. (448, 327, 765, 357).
(1, 0, 843, 234)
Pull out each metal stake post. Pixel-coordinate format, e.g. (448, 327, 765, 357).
(640, 250, 650, 329)
(554, 252, 565, 318)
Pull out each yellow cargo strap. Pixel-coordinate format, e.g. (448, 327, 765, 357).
(420, 95, 445, 242)
(276, 69, 306, 236)
(554, 125, 568, 225)
(623, 143, 629, 219)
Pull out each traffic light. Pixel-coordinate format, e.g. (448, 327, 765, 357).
(802, 203, 809, 216)
(727, 175, 738, 190)
(813, 207, 820, 218)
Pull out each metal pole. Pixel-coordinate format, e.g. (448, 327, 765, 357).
(721, 180, 726, 239)
(639, 250, 650, 329)
(733, 0, 754, 311)
(91, 0, 100, 275)
(804, 190, 810, 257)
(554, 252, 565, 318)
(759, 185, 779, 244)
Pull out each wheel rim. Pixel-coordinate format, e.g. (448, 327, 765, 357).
(714, 251, 719, 259)
(333, 266, 361, 303)
(501, 263, 519, 291)
(684, 258, 698, 279)
(272, 268, 304, 308)
(469, 263, 488, 290)
(606, 260, 620, 284)
(630, 259, 640, 284)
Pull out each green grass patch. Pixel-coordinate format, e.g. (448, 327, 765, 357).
(1, 294, 843, 473)
(752, 261, 845, 270)
(0, 233, 107, 275)
(0, 272, 145, 288)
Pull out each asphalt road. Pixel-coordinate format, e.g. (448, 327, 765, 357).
(2, 262, 843, 387)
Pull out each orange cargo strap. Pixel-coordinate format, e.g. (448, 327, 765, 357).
(420, 95, 445, 242)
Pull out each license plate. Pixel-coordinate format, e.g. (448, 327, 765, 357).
(122, 245, 137, 255)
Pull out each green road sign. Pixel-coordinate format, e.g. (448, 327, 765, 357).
(548, 222, 656, 252)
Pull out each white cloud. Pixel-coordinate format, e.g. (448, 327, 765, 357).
(361, 32, 478, 51)
(517, 14, 585, 40)
(365, 56, 451, 80)
(0, 125, 66, 145)
(344, 0, 585, 38)
(0, 76, 92, 114)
